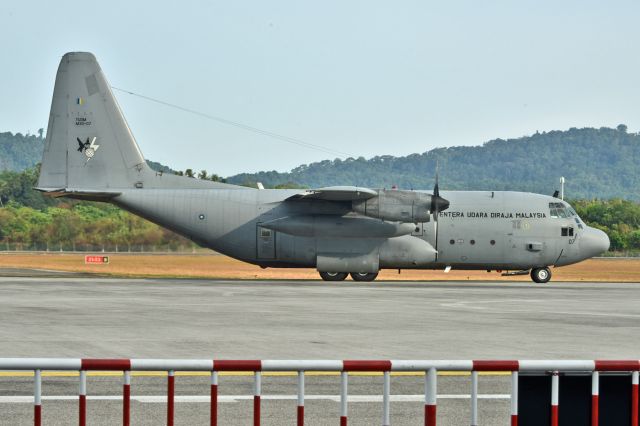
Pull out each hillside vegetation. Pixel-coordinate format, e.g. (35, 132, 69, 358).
(0, 126, 639, 252)
(228, 125, 640, 200)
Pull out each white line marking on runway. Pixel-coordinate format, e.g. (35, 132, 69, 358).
(0, 394, 510, 403)
(440, 299, 640, 319)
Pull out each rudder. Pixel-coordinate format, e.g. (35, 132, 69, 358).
(38, 52, 150, 192)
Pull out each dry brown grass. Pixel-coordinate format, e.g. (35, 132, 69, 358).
(0, 253, 638, 282)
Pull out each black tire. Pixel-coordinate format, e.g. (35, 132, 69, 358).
(530, 267, 551, 283)
(319, 272, 348, 281)
(350, 272, 379, 282)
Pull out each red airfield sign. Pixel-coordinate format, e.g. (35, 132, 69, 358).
(85, 255, 109, 264)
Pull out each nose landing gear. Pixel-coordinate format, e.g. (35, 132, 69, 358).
(530, 267, 552, 283)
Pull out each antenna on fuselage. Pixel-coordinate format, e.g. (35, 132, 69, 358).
(560, 177, 565, 200)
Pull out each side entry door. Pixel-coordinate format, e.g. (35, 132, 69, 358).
(256, 224, 276, 259)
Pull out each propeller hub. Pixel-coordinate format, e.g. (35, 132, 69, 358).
(431, 195, 450, 215)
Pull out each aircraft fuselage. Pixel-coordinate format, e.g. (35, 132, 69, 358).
(113, 188, 608, 272)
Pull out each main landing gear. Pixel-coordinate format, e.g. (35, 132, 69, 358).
(530, 267, 552, 283)
(350, 272, 379, 282)
(319, 272, 379, 282)
(318, 272, 349, 281)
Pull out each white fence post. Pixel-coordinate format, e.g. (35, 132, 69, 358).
(297, 371, 305, 426)
(511, 371, 518, 426)
(425, 367, 437, 426)
(34, 369, 42, 426)
(340, 371, 348, 426)
(471, 371, 478, 426)
(551, 372, 559, 426)
(383, 371, 390, 426)
(79, 370, 87, 426)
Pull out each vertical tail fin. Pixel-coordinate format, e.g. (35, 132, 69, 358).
(37, 52, 150, 192)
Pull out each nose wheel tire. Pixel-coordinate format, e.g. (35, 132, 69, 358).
(350, 272, 379, 282)
(319, 272, 348, 281)
(530, 267, 551, 283)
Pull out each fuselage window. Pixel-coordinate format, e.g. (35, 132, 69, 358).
(561, 227, 574, 237)
(490, 240, 496, 245)
(450, 239, 455, 245)
(260, 229, 272, 238)
(470, 239, 475, 245)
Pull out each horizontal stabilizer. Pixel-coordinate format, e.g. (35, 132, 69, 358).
(287, 186, 377, 202)
(35, 187, 121, 201)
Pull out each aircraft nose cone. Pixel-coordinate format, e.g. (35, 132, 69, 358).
(580, 227, 610, 258)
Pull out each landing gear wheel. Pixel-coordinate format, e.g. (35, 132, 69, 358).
(350, 272, 379, 282)
(319, 272, 348, 281)
(530, 267, 551, 283)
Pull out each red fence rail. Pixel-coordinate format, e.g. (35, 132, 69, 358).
(2, 358, 638, 426)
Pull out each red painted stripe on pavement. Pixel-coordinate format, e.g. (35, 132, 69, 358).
(551, 405, 559, 426)
(81, 359, 131, 371)
(425, 404, 436, 426)
(473, 360, 519, 371)
(214, 360, 262, 371)
(342, 360, 392, 372)
(595, 360, 640, 371)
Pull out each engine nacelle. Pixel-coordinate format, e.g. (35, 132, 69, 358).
(352, 189, 434, 223)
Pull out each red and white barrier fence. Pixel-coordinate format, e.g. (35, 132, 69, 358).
(1, 358, 639, 426)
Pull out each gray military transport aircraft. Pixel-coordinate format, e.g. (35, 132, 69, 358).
(36, 52, 610, 283)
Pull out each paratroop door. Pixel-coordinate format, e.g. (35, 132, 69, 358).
(257, 225, 276, 259)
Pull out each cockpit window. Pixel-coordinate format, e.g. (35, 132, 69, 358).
(549, 202, 573, 219)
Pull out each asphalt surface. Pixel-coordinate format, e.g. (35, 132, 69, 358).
(0, 275, 638, 424)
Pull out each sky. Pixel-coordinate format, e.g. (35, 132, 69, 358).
(1, 0, 639, 176)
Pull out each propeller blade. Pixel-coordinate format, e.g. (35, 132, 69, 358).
(430, 166, 449, 221)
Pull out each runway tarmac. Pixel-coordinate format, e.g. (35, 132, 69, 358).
(0, 275, 638, 359)
(0, 274, 638, 424)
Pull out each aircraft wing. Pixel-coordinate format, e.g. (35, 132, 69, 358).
(286, 186, 378, 202)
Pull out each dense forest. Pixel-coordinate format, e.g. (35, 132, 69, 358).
(1, 127, 639, 252)
(0, 131, 45, 171)
(229, 125, 640, 200)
